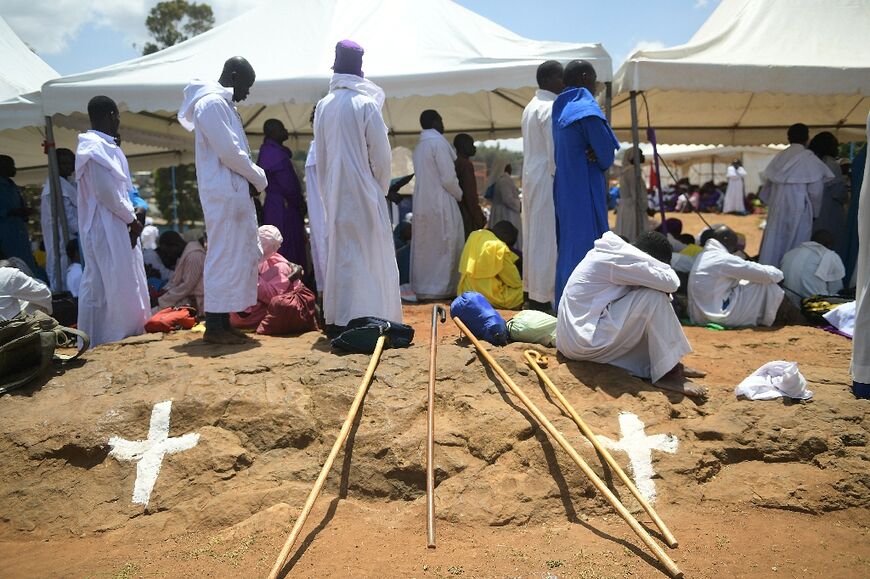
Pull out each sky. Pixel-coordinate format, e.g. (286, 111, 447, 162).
(2, 0, 720, 76)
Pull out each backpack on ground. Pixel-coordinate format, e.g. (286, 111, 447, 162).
(0, 310, 89, 395)
(145, 306, 198, 332)
(331, 316, 415, 354)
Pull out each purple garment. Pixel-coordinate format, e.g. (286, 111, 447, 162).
(257, 139, 307, 267)
(333, 39, 364, 77)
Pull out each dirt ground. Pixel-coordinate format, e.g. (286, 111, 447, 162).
(1, 215, 867, 579)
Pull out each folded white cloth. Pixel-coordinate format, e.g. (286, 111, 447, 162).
(735, 361, 813, 400)
(823, 300, 856, 338)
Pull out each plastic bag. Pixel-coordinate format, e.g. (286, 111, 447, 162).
(506, 310, 557, 347)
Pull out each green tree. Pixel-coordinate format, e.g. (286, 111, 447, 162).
(142, 0, 215, 55)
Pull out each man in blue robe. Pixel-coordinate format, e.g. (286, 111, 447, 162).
(552, 60, 619, 306)
(0, 155, 37, 272)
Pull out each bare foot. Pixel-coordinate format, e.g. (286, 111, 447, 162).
(226, 326, 252, 339)
(655, 377, 708, 399)
(682, 365, 707, 378)
(203, 328, 248, 345)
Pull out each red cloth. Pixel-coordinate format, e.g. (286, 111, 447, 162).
(230, 253, 295, 329)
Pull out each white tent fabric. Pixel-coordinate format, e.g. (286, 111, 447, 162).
(611, 0, 870, 145)
(40, 0, 610, 160)
(0, 15, 59, 130)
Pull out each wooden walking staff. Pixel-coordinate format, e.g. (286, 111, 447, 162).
(523, 350, 679, 549)
(268, 335, 387, 579)
(427, 305, 446, 548)
(453, 318, 683, 578)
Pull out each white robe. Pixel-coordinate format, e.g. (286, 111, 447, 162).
(488, 172, 523, 247)
(556, 231, 691, 382)
(852, 111, 870, 384)
(314, 74, 401, 326)
(780, 241, 845, 305)
(75, 130, 149, 347)
(39, 176, 78, 291)
(758, 144, 833, 266)
(613, 164, 648, 242)
(521, 89, 558, 303)
(722, 164, 748, 213)
(179, 80, 267, 313)
(689, 238, 784, 327)
(305, 140, 328, 295)
(0, 266, 52, 321)
(410, 129, 464, 299)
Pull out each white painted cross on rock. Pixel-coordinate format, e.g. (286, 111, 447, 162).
(596, 412, 678, 504)
(108, 400, 200, 506)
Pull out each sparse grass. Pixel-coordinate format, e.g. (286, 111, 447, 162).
(115, 562, 139, 579)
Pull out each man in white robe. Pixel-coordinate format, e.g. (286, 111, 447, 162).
(411, 109, 465, 299)
(780, 230, 845, 306)
(722, 160, 748, 214)
(0, 261, 52, 321)
(521, 61, 562, 310)
(75, 96, 149, 348)
(314, 40, 401, 328)
(305, 109, 327, 296)
(758, 123, 833, 266)
(40, 148, 78, 292)
(689, 226, 784, 327)
(557, 230, 706, 397)
(852, 111, 870, 399)
(179, 57, 267, 344)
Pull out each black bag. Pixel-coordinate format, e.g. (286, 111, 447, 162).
(0, 310, 89, 395)
(331, 316, 414, 354)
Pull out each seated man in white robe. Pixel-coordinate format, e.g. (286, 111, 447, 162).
(780, 229, 845, 306)
(557, 230, 706, 397)
(0, 259, 52, 321)
(75, 96, 150, 347)
(689, 225, 785, 327)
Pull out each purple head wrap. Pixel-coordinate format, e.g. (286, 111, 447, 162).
(333, 40, 364, 77)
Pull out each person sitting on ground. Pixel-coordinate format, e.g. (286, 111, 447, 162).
(230, 225, 301, 330)
(457, 221, 523, 310)
(157, 235, 208, 312)
(65, 239, 83, 298)
(143, 231, 186, 285)
(688, 225, 786, 327)
(780, 229, 845, 306)
(0, 259, 52, 321)
(556, 230, 707, 397)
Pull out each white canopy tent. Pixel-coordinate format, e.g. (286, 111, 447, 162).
(0, 15, 58, 131)
(611, 0, 870, 146)
(38, 0, 611, 176)
(620, 144, 785, 194)
(0, 16, 189, 185)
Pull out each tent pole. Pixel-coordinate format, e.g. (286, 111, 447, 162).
(604, 82, 612, 124)
(629, 91, 644, 225)
(44, 116, 68, 292)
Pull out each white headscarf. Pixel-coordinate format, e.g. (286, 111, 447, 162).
(258, 225, 283, 260)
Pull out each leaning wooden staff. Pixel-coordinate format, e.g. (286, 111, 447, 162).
(453, 317, 683, 578)
(268, 335, 387, 579)
(523, 349, 678, 548)
(427, 305, 446, 548)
